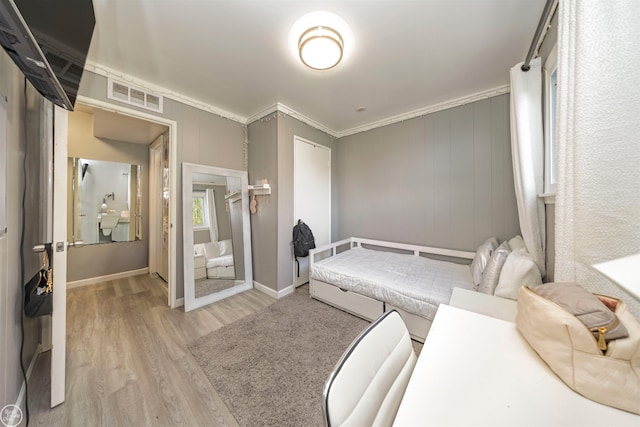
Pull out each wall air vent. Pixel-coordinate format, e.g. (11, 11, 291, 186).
(107, 78, 163, 113)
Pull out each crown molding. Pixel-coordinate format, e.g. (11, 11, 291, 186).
(335, 84, 511, 138)
(84, 62, 509, 140)
(246, 103, 339, 138)
(84, 61, 248, 125)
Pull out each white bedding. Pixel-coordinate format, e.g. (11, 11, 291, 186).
(311, 246, 473, 319)
(206, 254, 234, 269)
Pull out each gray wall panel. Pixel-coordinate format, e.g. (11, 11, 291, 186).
(336, 94, 519, 252)
(247, 117, 278, 290)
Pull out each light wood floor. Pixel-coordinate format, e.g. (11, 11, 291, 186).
(27, 274, 276, 426)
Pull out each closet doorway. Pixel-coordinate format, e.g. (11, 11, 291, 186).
(293, 136, 331, 287)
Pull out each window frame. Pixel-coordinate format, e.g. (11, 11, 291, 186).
(543, 44, 558, 201)
(192, 190, 209, 231)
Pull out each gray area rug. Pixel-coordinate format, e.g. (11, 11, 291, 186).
(188, 290, 370, 427)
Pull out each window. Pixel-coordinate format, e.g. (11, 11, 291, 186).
(543, 45, 558, 198)
(193, 191, 209, 230)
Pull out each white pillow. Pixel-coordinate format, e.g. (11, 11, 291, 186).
(494, 248, 542, 300)
(508, 235, 526, 252)
(217, 239, 233, 256)
(203, 242, 221, 259)
(194, 243, 206, 256)
(470, 237, 499, 287)
(478, 241, 511, 295)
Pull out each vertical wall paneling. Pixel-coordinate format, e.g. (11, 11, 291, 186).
(336, 94, 519, 251)
(450, 104, 475, 250)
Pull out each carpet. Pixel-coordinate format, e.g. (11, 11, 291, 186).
(187, 290, 370, 427)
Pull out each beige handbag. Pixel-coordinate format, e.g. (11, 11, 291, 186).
(516, 283, 640, 415)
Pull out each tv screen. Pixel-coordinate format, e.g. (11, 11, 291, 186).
(0, 0, 95, 110)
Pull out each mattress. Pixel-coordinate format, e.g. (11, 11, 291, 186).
(206, 254, 234, 268)
(311, 246, 473, 319)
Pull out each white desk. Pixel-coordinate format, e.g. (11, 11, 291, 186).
(448, 287, 517, 322)
(393, 304, 639, 426)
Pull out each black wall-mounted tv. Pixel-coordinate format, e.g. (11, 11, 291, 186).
(0, 0, 95, 111)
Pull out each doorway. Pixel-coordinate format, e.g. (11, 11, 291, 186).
(70, 95, 178, 308)
(293, 136, 331, 287)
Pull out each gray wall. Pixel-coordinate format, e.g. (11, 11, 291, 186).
(78, 71, 246, 299)
(0, 53, 43, 413)
(248, 113, 335, 292)
(336, 94, 520, 251)
(66, 109, 150, 282)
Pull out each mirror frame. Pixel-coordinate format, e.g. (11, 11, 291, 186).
(182, 162, 253, 311)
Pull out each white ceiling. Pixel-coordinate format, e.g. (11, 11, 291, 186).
(87, 0, 545, 135)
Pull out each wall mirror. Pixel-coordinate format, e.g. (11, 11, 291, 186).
(68, 157, 142, 245)
(182, 163, 253, 311)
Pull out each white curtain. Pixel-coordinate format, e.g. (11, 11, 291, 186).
(206, 188, 219, 243)
(509, 57, 546, 278)
(555, 0, 640, 316)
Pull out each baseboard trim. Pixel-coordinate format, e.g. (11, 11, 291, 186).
(174, 297, 184, 308)
(15, 343, 43, 413)
(67, 268, 150, 289)
(253, 281, 294, 299)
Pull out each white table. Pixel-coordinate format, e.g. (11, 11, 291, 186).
(448, 287, 517, 322)
(393, 304, 640, 426)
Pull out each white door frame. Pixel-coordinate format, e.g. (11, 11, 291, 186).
(149, 137, 162, 277)
(75, 95, 179, 308)
(293, 135, 331, 287)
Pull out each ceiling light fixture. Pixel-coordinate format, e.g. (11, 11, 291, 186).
(289, 11, 353, 71)
(298, 26, 343, 70)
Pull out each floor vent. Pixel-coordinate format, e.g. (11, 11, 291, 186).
(107, 78, 163, 113)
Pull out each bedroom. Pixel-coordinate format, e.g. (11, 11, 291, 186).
(1, 0, 639, 425)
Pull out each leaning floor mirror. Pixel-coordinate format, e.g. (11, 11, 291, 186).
(182, 163, 253, 311)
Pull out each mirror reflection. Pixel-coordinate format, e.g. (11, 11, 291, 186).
(191, 173, 245, 298)
(183, 163, 253, 312)
(69, 157, 142, 244)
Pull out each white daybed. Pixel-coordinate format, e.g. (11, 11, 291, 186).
(310, 237, 476, 342)
(194, 239, 235, 279)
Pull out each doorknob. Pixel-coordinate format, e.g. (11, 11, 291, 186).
(67, 241, 85, 249)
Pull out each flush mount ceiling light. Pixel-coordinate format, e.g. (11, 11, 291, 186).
(289, 11, 353, 71)
(298, 26, 343, 70)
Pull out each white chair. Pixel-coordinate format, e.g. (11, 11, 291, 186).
(322, 310, 417, 427)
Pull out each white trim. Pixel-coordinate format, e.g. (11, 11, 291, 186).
(336, 85, 511, 138)
(253, 280, 294, 299)
(75, 95, 179, 310)
(66, 268, 150, 289)
(175, 297, 184, 307)
(85, 62, 246, 124)
(15, 343, 43, 412)
(148, 137, 162, 278)
(543, 44, 558, 195)
(87, 62, 510, 139)
(539, 192, 556, 205)
(246, 102, 339, 137)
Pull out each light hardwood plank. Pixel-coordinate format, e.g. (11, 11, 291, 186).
(27, 274, 276, 426)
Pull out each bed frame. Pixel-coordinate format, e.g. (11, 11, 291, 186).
(309, 237, 476, 342)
